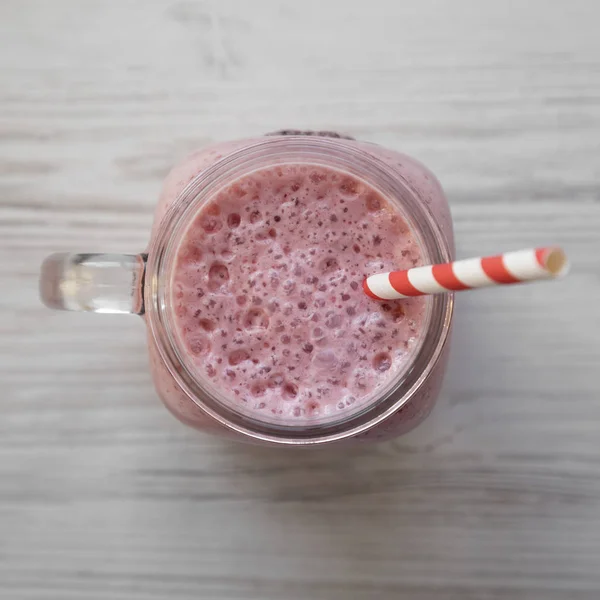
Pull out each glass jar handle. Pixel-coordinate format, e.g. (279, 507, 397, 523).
(39, 253, 147, 315)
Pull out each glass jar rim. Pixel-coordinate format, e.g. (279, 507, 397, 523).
(145, 136, 454, 445)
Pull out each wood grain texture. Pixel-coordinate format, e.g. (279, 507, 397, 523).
(1, 0, 599, 598)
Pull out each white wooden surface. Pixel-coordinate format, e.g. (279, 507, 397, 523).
(1, 1, 599, 598)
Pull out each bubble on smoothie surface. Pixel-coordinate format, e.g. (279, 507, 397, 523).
(170, 163, 425, 420)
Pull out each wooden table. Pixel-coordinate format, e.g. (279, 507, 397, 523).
(1, 1, 599, 598)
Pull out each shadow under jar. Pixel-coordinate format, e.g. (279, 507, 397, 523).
(40, 133, 454, 446)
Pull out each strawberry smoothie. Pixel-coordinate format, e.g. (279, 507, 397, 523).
(39, 132, 455, 444)
(146, 133, 454, 441)
(171, 164, 425, 421)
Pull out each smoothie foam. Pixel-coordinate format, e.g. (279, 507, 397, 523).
(171, 164, 426, 421)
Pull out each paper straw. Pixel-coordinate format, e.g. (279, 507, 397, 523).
(363, 247, 569, 301)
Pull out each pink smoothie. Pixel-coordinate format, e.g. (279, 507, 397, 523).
(170, 164, 426, 421)
(147, 134, 454, 441)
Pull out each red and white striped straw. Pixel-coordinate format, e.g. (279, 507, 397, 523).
(363, 247, 569, 301)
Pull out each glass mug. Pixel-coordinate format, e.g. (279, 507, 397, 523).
(40, 132, 454, 446)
